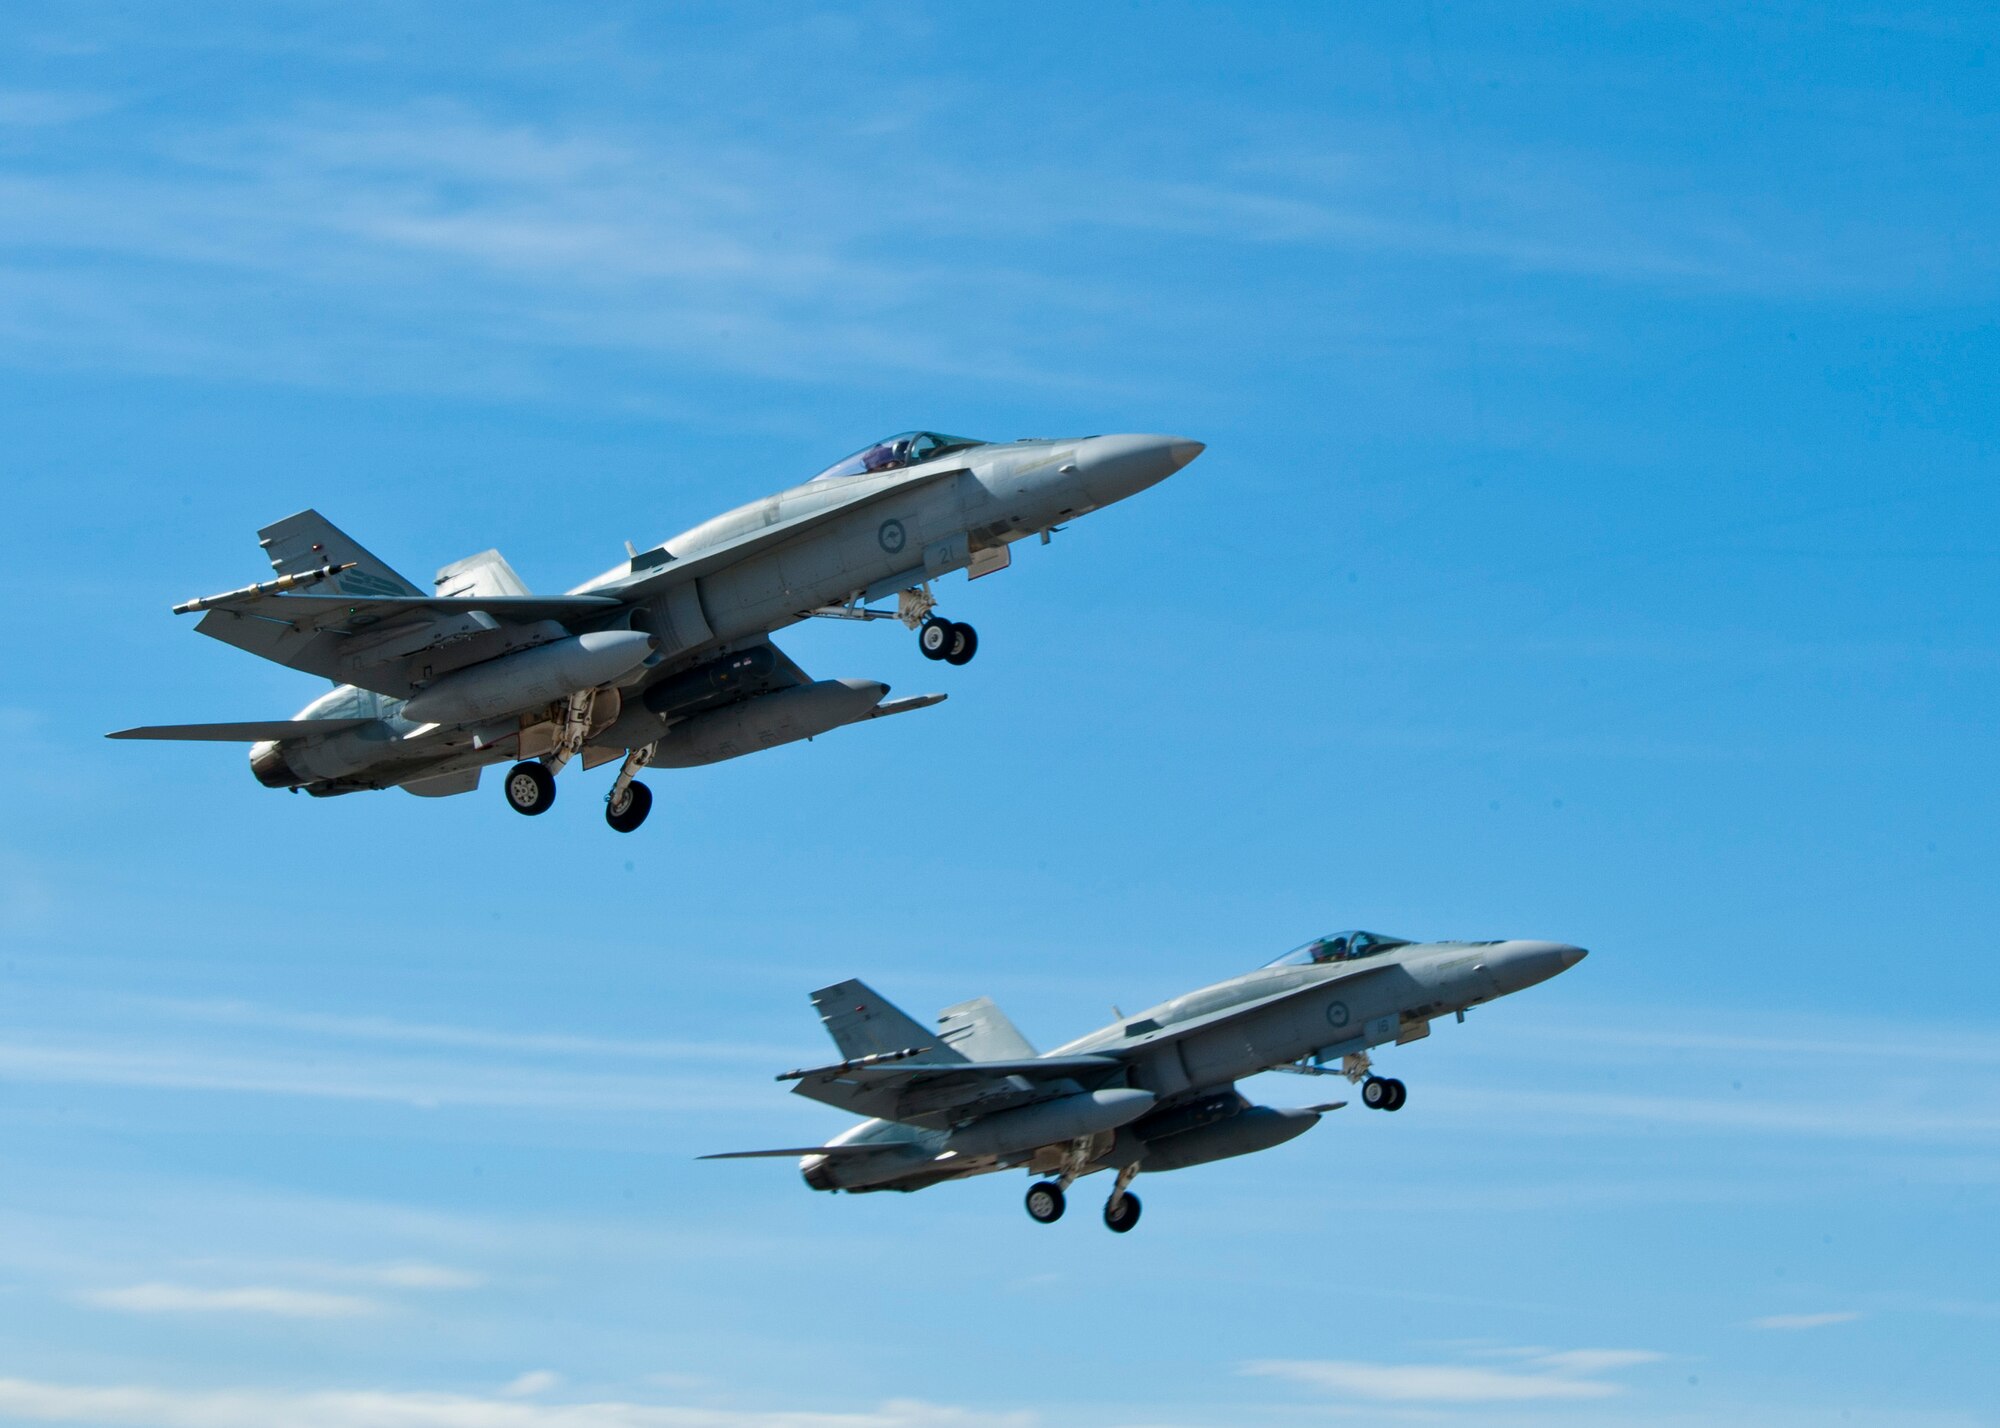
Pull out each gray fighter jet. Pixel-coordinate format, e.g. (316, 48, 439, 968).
(706, 930, 1587, 1231)
(110, 431, 1202, 830)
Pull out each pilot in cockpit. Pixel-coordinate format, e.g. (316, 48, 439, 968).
(1264, 930, 1412, 969)
(861, 437, 912, 473)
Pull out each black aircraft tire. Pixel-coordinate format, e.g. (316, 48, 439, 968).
(918, 617, 953, 660)
(1025, 1182, 1066, 1224)
(1104, 1193, 1142, 1233)
(606, 780, 653, 833)
(944, 621, 978, 666)
(1361, 1077, 1390, 1110)
(1383, 1078, 1408, 1112)
(504, 761, 556, 816)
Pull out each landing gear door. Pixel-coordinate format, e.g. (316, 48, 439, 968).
(967, 544, 1012, 581)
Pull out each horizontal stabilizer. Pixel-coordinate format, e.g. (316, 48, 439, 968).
(106, 718, 374, 742)
(699, 1144, 893, 1160)
(936, 993, 1036, 1060)
(434, 548, 531, 599)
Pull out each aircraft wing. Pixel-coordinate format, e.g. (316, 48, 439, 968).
(177, 509, 627, 700)
(786, 1054, 1123, 1124)
(189, 592, 620, 700)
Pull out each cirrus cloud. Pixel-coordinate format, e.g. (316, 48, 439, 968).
(76, 1282, 381, 1319)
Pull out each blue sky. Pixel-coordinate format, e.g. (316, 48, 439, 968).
(1, 3, 1996, 1424)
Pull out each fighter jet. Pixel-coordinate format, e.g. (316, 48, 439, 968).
(705, 930, 1587, 1232)
(109, 431, 1202, 830)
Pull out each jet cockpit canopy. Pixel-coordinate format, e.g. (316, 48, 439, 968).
(811, 431, 987, 482)
(1263, 930, 1413, 968)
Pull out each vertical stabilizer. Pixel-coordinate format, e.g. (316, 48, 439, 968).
(259, 510, 422, 599)
(810, 980, 965, 1063)
(935, 996, 1037, 1060)
(434, 549, 532, 599)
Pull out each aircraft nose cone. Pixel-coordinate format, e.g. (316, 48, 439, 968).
(1486, 940, 1588, 995)
(1075, 433, 1204, 504)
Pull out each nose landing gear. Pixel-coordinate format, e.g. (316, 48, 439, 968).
(805, 583, 980, 664)
(919, 616, 978, 666)
(1360, 1076, 1407, 1111)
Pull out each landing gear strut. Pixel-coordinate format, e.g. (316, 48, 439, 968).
(504, 689, 601, 817)
(1343, 1050, 1407, 1112)
(805, 583, 980, 665)
(1103, 1163, 1142, 1234)
(605, 742, 656, 833)
(606, 780, 652, 833)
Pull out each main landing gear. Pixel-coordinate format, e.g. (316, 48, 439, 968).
(1025, 1181, 1065, 1223)
(1025, 1146, 1144, 1233)
(605, 779, 653, 833)
(504, 755, 655, 831)
(603, 742, 656, 833)
(504, 761, 556, 816)
(1102, 1163, 1142, 1233)
(498, 701, 658, 832)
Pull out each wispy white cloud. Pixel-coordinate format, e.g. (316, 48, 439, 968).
(0, 1376, 1034, 1428)
(147, 996, 789, 1064)
(176, 1257, 484, 1292)
(1504, 1348, 1668, 1375)
(1243, 1345, 1662, 1403)
(1748, 1311, 1862, 1331)
(0, 1035, 760, 1112)
(0, 49, 1975, 410)
(501, 1371, 561, 1398)
(77, 1282, 381, 1318)
(1246, 1358, 1608, 1403)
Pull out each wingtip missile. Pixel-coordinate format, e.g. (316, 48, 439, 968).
(172, 562, 358, 614)
(775, 1044, 931, 1082)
